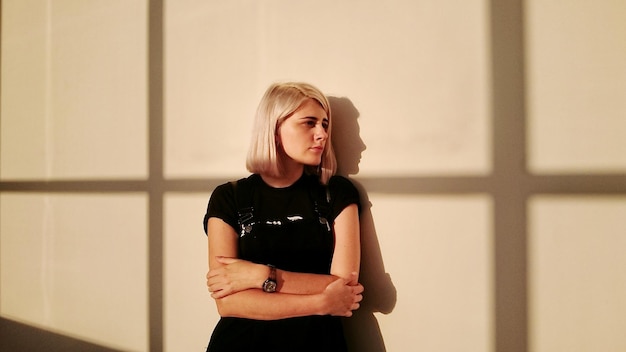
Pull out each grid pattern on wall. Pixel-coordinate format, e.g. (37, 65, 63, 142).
(1, 1, 625, 351)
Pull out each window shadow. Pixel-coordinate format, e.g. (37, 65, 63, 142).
(0, 317, 122, 352)
(329, 96, 397, 352)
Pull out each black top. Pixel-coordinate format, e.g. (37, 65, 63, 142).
(203, 173, 360, 352)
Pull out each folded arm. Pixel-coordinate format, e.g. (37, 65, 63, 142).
(206, 203, 361, 320)
(213, 274, 361, 320)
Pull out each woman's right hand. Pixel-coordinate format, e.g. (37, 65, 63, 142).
(207, 257, 269, 299)
(320, 273, 364, 317)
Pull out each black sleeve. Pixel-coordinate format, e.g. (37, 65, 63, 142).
(327, 175, 361, 222)
(203, 182, 238, 235)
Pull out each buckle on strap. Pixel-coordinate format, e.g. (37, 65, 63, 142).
(238, 206, 254, 237)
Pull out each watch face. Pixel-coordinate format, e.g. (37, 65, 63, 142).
(263, 279, 277, 293)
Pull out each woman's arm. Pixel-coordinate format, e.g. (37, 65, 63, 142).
(207, 203, 361, 297)
(208, 257, 338, 297)
(214, 276, 361, 320)
(206, 217, 335, 297)
(207, 216, 362, 320)
(329, 203, 361, 282)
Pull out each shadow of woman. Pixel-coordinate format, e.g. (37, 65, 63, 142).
(329, 96, 397, 352)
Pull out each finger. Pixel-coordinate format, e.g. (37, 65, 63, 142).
(207, 267, 229, 279)
(211, 290, 226, 299)
(207, 281, 216, 292)
(352, 284, 364, 294)
(210, 285, 232, 298)
(336, 274, 354, 286)
(339, 272, 357, 286)
(210, 287, 223, 298)
(207, 276, 227, 289)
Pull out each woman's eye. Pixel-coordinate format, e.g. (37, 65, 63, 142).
(303, 119, 328, 129)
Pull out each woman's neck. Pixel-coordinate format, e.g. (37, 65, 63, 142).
(261, 163, 304, 188)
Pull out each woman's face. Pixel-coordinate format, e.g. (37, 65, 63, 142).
(277, 98, 329, 168)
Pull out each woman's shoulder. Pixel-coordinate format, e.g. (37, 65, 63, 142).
(325, 175, 361, 217)
(328, 175, 358, 192)
(210, 174, 258, 200)
(213, 174, 258, 189)
(205, 176, 257, 234)
(327, 175, 360, 201)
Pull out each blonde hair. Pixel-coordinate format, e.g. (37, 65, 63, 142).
(246, 82, 337, 184)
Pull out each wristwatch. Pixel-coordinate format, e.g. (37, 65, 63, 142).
(262, 264, 277, 293)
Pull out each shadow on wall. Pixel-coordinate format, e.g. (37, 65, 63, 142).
(329, 97, 397, 352)
(0, 317, 121, 352)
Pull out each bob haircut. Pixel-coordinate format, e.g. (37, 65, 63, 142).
(246, 82, 337, 184)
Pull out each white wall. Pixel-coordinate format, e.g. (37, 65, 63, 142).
(1, 1, 625, 351)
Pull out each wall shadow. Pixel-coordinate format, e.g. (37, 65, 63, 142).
(0, 317, 122, 352)
(329, 97, 397, 352)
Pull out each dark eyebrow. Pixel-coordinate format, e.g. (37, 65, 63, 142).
(301, 116, 328, 122)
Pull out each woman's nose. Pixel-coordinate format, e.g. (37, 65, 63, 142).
(314, 125, 328, 140)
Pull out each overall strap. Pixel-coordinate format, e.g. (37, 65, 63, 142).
(232, 176, 255, 237)
(310, 181, 332, 232)
(233, 174, 332, 235)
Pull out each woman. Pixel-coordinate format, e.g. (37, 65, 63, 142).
(203, 82, 363, 351)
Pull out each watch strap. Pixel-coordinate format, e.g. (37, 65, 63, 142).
(262, 264, 277, 293)
(267, 264, 276, 281)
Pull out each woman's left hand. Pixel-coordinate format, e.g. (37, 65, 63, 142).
(207, 257, 268, 299)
